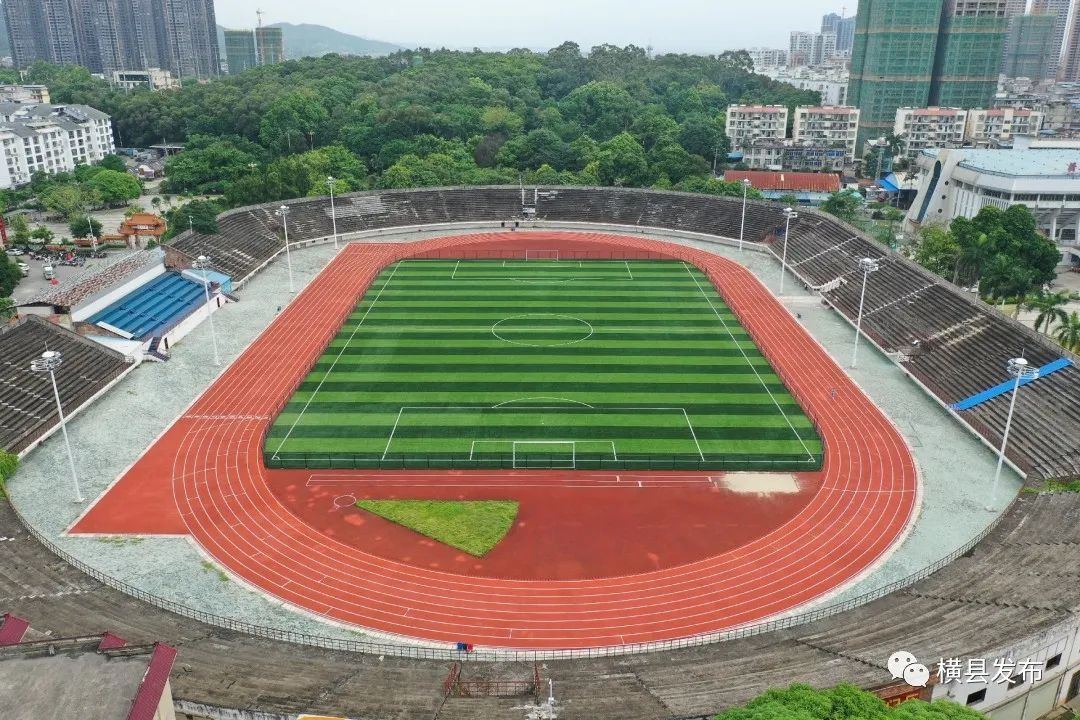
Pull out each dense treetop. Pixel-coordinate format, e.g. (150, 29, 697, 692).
(22, 45, 817, 206)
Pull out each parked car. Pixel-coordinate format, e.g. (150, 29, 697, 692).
(17, 261, 28, 276)
(42, 264, 54, 280)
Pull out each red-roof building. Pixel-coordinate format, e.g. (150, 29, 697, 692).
(724, 170, 842, 205)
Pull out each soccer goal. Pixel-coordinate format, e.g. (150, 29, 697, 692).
(512, 441, 576, 469)
(524, 249, 560, 261)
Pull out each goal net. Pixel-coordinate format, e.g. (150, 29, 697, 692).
(524, 249, 559, 261)
(513, 441, 575, 469)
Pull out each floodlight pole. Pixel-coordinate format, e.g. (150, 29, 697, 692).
(739, 178, 751, 251)
(30, 351, 83, 502)
(780, 207, 798, 295)
(988, 358, 1039, 510)
(194, 255, 220, 366)
(327, 176, 339, 249)
(277, 205, 294, 293)
(86, 214, 97, 254)
(851, 257, 881, 369)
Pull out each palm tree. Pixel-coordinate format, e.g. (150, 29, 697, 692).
(1055, 312, 1080, 352)
(1026, 290, 1071, 335)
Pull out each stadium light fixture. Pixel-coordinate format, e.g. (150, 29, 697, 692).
(30, 351, 83, 503)
(851, 257, 881, 369)
(327, 176, 339, 249)
(277, 204, 295, 293)
(739, 178, 752, 251)
(193, 255, 220, 366)
(780, 207, 798, 295)
(86, 213, 97, 254)
(988, 357, 1039, 510)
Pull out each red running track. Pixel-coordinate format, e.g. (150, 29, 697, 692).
(72, 232, 918, 650)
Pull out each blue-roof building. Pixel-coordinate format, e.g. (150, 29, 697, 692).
(906, 139, 1080, 266)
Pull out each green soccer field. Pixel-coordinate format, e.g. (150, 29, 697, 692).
(264, 259, 823, 471)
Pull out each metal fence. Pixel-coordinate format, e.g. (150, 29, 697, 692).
(6, 494, 1007, 661)
(263, 452, 824, 472)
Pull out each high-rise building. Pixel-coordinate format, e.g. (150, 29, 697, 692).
(224, 29, 258, 75)
(1004, 12, 1057, 79)
(821, 12, 858, 54)
(1031, 0, 1071, 79)
(3, 0, 82, 69)
(256, 26, 285, 66)
(849, 0, 1008, 151)
(930, 1, 1010, 108)
(1059, 0, 1080, 80)
(789, 31, 837, 67)
(2, 0, 220, 79)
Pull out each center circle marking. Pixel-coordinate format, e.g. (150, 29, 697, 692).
(491, 314, 594, 347)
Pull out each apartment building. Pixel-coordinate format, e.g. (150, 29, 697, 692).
(966, 108, 1045, 145)
(793, 106, 861, 160)
(725, 105, 790, 149)
(894, 106, 969, 159)
(0, 103, 115, 188)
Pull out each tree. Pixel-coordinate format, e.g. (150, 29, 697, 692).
(69, 216, 103, 239)
(595, 132, 649, 186)
(1055, 312, 1080, 351)
(40, 184, 96, 219)
(9, 214, 30, 244)
(259, 90, 331, 153)
(820, 190, 863, 224)
(30, 226, 55, 244)
(913, 225, 960, 279)
(649, 141, 709, 185)
(678, 113, 728, 160)
(98, 155, 127, 172)
(713, 683, 986, 720)
(162, 199, 221, 240)
(1026, 290, 1071, 335)
(163, 135, 263, 195)
(0, 253, 22, 296)
(560, 81, 638, 140)
(0, 296, 14, 322)
(88, 169, 142, 206)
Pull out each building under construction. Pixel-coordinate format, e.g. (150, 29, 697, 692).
(1003, 12, 1057, 79)
(849, 0, 1009, 152)
(222, 22, 285, 76)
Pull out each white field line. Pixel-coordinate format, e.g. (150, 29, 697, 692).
(682, 263, 816, 462)
(272, 263, 401, 458)
(624, 261, 634, 280)
(681, 409, 706, 462)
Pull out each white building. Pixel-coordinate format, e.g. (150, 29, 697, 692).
(894, 107, 969, 159)
(747, 47, 788, 71)
(725, 105, 789, 149)
(789, 31, 837, 67)
(112, 68, 180, 92)
(793, 106, 860, 160)
(0, 85, 49, 103)
(965, 108, 1045, 146)
(741, 139, 849, 172)
(759, 66, 849, 105)
(0, 103, 114, 188)
(906, 139, 1080, 265)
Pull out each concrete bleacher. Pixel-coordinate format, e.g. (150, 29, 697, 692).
(0, 316, 131, 455)
(87, 272, 206, 340)
(167, 185, 1080, 481)
(773, 210, 1080, 481)
(4, 486, 1080, 719)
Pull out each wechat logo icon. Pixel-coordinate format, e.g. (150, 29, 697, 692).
(888, 650, 931, 688)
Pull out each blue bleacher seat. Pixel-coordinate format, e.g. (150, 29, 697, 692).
(88, 272, 208, 340)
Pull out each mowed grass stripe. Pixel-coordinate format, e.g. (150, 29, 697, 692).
(266, 259, 823, 470)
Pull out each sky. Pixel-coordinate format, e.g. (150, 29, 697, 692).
(214, 0, 846, 54)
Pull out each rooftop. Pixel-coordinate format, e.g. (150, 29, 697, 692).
(21, 249, 164, 310)
(924, 147, 1080, 177)
(0, 638, 176, 720)
(724, 170, 842, 193)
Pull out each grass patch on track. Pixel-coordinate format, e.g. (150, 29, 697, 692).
(356, 499, 520, 556)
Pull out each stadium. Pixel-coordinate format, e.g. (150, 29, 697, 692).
(4, 186, 1080, 718)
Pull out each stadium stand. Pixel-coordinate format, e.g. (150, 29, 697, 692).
(167, 186, 1080, 481)
(0, 316, 132, 455)
(87, 272, 206, 340)
(2, 484, 1078, 718)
